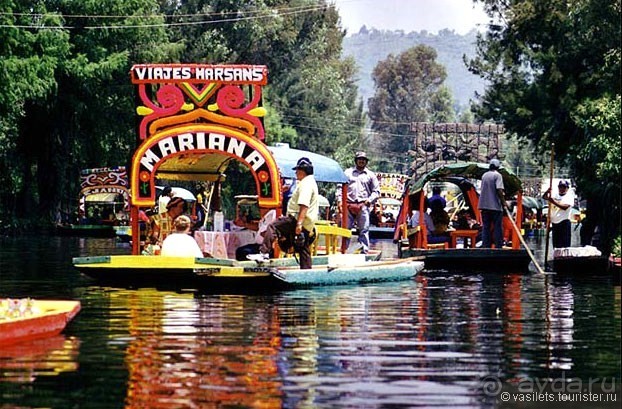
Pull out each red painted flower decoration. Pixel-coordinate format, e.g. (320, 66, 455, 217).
(140, 171, 150, 182)
(258, 170, 269, 183)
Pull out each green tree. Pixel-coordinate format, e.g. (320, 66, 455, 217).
(0, 0, 363, 230)
(160, 0, 363, 160)
(468, 0, 621, 252)
(0, 0, 179, 229)
(368, 45, 455, 173)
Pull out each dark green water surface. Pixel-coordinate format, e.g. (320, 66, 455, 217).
(0, 235, 620, 408)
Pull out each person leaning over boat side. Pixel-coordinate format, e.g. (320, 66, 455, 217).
(248, 157, 319, 269)
(161, 215, 204, 257)
(478, 159, 509, 248)
(149, 196, 187, 246)
(543, 180, 573, 248)
(336, 151, 380, 254)
(235, 208, 276, 261)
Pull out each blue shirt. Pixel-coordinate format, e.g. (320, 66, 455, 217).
(478, 170, 504, 211)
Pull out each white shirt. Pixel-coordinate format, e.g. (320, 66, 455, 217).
(161, 233, 204, 257)
(158, 195, 171, 214)
(255, 209, 277, 244)
(287, 175, 319, 231)
(550, 189, 574, 224)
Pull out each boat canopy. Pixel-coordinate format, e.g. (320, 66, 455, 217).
(154, 152, 229, 182)
(84, 193, 124, 203)
(146, 144, 347, 185)
(156, 186, 196, 202)
(268, 144, 347, 184)
(407, 162, 523, 197)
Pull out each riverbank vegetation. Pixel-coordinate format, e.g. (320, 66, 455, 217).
(0, 0, 619, 254)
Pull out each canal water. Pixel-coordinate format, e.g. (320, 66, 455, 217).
(0, 234, 620, 408)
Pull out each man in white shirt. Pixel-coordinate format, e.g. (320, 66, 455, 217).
(161, 215, 204, 257)
(544, 180, 574, 248)
(248, 157, 319, 269)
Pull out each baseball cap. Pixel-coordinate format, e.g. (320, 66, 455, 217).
(558, 180, 569, 188)
(489, 159, 501, 169)
(355, 151, 368, 160)
(292, 157, 313, 170)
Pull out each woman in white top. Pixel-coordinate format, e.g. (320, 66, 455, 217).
(161, 215, 204, 257)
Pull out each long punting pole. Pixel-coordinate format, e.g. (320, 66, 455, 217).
(544, 143, 555, 270)
(505, 207, 545, 274)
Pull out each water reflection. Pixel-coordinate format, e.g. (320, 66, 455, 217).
(0, 336, 80, 383)
(0, 236, 619, 408)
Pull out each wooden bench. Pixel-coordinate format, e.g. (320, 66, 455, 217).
(313, 222, 352, 255)
(277, 221, 352, 257)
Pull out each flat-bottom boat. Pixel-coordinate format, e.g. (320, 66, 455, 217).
(0, 300, 81, 346)
(551, 246, 610, 274)
(400, 247, 531, 273)
(72, 254, 424, 289)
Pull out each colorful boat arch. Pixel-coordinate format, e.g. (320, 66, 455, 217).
(130, 124, 281, 208)
(80, 166, 129, 201)
(127, 63, 277, 254)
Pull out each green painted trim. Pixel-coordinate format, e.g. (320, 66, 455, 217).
(72, 256, 111, 265)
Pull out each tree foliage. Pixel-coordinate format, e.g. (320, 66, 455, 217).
(367, 45, 454, 172)
(0, 0, 362, 230)
(468, 0, 621, 252)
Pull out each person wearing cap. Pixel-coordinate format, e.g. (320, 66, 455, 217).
(543, 180, 574, 248)
(478, 159, 509, 248)
(248, 157, 319, 268)
(336, 151, 380, 253)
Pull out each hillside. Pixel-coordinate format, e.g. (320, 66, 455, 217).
(342, 27, 487, 109)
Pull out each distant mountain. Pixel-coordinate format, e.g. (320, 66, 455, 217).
(342, 27, 487, 109)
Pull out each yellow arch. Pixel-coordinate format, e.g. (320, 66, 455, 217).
(130, 124, 281, 209)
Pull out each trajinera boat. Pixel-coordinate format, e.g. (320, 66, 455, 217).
(56, 166, 129, 238)
(72, 63, 423, 289)
(394, 162, 531, 272)
(368, 173, 408, 239)
(0, 299, 81, 346)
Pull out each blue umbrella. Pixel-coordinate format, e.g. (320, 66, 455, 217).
(268, 144, 347, 184)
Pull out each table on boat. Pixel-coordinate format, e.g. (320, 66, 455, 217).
(449, 229, 479, 248)
(194, 230, 257, 259)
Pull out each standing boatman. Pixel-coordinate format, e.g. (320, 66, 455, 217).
(543, 180, 574, 248)
(478, 159, 509, 248)
(337, 151, 380, 254)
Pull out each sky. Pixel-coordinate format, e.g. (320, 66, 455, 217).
(332, 0, 489, 35)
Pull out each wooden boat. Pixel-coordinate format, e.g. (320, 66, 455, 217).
(550, 246, 609, 274)
(73, 64, 425, 288)
(0, 299, 81, 346)
(56, 166, 129, 238)
(395, 162, 531, 272)
(73, 254, 424, 289)
(369, 173, 408, 239)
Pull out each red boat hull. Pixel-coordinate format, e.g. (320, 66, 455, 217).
(0, 300, 81, 346)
